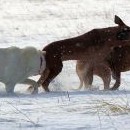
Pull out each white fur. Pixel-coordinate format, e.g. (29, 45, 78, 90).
(0, 46, 46, 94)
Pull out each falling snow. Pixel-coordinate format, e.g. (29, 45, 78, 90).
(0, 0, 130, 130)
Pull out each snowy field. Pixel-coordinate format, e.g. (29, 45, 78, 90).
(0, 0, 130, 129)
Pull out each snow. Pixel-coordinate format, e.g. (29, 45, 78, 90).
(0, 0, 130, 129)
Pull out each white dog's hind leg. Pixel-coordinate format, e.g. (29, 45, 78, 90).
(21, 79, 39, 94)
(5, 83, 15, 94)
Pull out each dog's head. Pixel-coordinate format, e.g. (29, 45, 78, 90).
(115, 15, 130, 40)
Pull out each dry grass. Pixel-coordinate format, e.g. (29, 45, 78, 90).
(93, 100, 130, 116)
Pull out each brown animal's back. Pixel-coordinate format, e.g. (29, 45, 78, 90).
(43, 26, 119, 62)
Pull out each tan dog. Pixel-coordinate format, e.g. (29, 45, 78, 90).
(76, 60, 111, 90)
(76, 44, 130, 91)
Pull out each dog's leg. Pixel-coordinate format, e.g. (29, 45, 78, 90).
(37, 68, 50, 85)
(110, 71, 121, 90)
(75, 68, 84, 90)
(76, 67, 84, 89)
(84, 67, 93, 89)
(97, 65, 111, 90)
(5, 83, 15, 94)
(22, 79, 39, 94)
(41, 62, 63, 92)
(78, 74, 84, 89)
(102, 75, 111, 90)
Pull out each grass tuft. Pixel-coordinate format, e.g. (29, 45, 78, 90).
(94, 100, 130, 116)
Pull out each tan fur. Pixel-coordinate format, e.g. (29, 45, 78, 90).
(76, 60, 111, 90)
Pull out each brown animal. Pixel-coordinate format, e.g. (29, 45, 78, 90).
(76, 60, 111, 90)
(77, 45, 130, 91)
(33, 15, 130, 92)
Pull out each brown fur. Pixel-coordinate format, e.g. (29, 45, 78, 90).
(36, 15, 130, 92)
(76, 60, 111, 90)
(107, 46, 130, 90)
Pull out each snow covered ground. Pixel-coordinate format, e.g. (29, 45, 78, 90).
(0, 0, 130, 129)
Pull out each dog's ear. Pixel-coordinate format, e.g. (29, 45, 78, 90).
(114, 15, 126, 26)
(42, 51, 46, 55)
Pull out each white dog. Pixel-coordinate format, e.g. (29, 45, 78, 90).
(0, 46, 46, 94)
